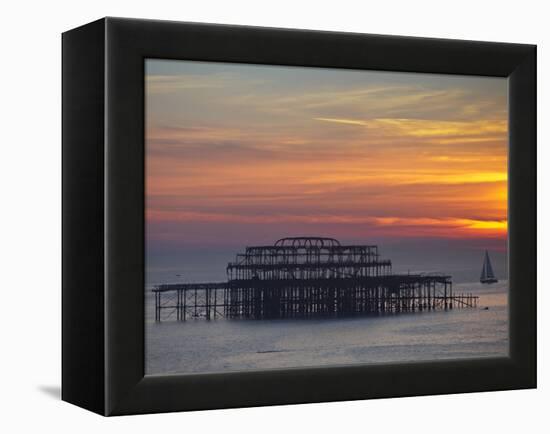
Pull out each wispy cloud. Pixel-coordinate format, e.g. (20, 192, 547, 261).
(314, 117, 369, 126)
(145, 60, 508, 245)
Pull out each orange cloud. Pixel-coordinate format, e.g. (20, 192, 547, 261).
(145, 63, 508, 244)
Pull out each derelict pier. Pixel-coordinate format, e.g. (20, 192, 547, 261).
(153, 237, 478, 322)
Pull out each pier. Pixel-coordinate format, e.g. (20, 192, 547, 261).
(153, 237, 478, 322)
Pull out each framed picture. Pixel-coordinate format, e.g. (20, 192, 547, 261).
(62, 17, 536, 416)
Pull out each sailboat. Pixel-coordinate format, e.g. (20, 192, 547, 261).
(480, 250, 498, 284)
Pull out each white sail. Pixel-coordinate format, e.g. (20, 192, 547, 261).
(480, 250, 497, 283)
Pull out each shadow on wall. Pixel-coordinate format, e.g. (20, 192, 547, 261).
(38, 385, 61, 400)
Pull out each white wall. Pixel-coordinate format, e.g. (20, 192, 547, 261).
(0, 0, 546, 431)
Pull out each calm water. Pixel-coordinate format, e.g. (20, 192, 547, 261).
(145, 281, 508, 375)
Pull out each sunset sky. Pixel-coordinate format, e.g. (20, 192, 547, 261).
(145, 59, 508, 283)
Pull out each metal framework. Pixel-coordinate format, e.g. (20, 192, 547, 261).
(153, 237, 478, 321)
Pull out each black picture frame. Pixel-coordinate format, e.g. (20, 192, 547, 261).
(62, 17, 536, 416)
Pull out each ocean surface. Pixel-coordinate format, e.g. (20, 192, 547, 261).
(145, 280, 508, 375)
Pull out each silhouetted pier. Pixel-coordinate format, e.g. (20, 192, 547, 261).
(153, 237, 478, 322)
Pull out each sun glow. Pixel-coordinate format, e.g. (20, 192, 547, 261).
(146, 61, 508, 244)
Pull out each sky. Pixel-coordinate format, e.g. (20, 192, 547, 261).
(145, 59, 508, 283)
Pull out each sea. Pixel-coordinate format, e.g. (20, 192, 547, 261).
(145, 279, 508, 375)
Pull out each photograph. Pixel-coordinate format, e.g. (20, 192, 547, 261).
(145, 59, 509, 375)
(0, 0, 541, 429)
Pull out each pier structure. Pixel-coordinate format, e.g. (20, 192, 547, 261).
(153, 237, 478, 322)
